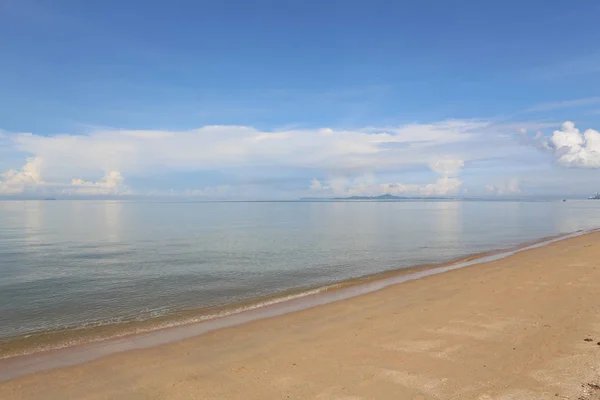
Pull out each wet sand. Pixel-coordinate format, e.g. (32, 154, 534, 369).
(2, 231, 600, 399)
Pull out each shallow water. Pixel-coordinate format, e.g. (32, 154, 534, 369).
(1, 200, 600, 343)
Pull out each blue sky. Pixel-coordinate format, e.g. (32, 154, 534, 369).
(2, 0, 600, 198)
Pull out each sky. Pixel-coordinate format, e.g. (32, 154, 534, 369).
(2, 0, 600, 199)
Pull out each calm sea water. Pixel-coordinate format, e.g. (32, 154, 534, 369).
(1, 200, 600, 342)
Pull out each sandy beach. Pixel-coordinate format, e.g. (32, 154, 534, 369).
(2, 232, 600, 399)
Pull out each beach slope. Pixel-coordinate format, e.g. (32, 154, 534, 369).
(2, 232, 600, 399)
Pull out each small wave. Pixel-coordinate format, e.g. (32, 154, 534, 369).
(0, 284, 339, 359)
(5, 228, 599, 361)
(148, 284, 340, 327)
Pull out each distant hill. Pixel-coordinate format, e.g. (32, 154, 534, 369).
(300, 194, 449, 201)
(336, 194, 448, 200)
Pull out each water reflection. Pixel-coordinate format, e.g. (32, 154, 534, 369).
(23, 201, 44, 246)
(103, 201, 123, 243)
(2, 200, 600, 341)
(431, 201, 462, 255)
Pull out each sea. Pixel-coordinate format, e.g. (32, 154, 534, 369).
(1, 199, 600, 357)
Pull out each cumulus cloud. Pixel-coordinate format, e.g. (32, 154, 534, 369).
(429, 159, 464, 176)
(181, 185, 234, 199)
(0, 157, 44, 194)
(310, 178, 325, 191)
(68, 171, 128, 195)
(544, 121, 600, 168)
(309, 158, 465, 198)
(353, 176, 462, 197)
(0, 158, 128, 196)
(9, 121, 484, 180)
(310, 175, 463, 197)
(486, 179, 520, 196)
(2, 119, 540, 197)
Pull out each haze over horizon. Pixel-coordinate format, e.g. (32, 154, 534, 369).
(2, 0, 600, 199)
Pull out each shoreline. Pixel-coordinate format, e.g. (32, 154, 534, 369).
(0, 230, 581, 361)
(3, 229, 600, 399)
(0, 227, 596, 383)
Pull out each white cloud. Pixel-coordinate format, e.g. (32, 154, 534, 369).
(419, 176, 463, 196)
(68, 171, 129, 195)
(486, 179, 520, 196)
(183, 185, 233, 199)
(544, 121, 600, 168)
(309, 158, 465, 198)
(429, 159, 464, 176)
(0, 157, 44, 194)
(9, 121, 484, 181)
(0, 158, 128, 196)
(310, 175, 463, 197)
(310, 178, 325, 191)
(1, 119, 552, 197)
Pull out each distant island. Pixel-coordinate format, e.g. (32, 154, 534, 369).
(334, 194, 449, 200)
(301, 194, 450, 201)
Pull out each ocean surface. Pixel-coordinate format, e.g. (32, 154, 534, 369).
(2, 200, 600, 352)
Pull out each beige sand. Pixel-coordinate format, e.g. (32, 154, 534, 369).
(2, 232, 600, 399)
